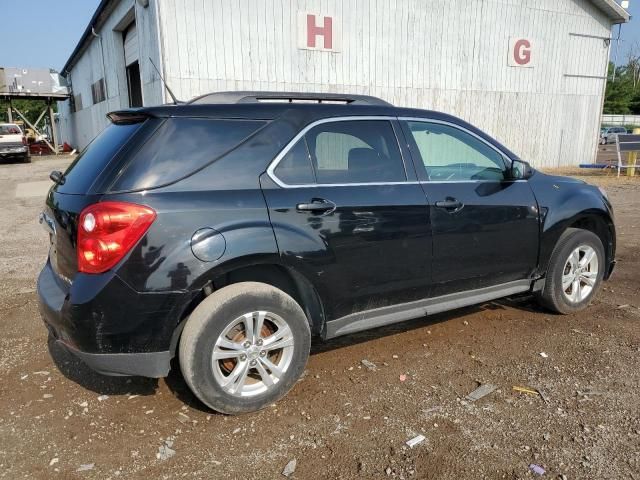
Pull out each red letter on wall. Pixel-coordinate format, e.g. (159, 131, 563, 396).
(514, 39, 531, 65)
(307, 14, 333, 49)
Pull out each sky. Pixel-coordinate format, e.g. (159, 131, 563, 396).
(0, 0, 637, 72)
(611, 2, 640, 64)
(0, 0, 100, 71)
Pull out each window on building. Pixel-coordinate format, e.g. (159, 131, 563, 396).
(91, 79, 106, 104)
(71, 94, 83, 113)
(405, 121, 506, 181)
(304, 120, 406, 184)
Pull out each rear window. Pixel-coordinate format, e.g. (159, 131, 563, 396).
(0, 124, 22, 135)
(57, 122, 142, 194)
(111, 118, 265, 191)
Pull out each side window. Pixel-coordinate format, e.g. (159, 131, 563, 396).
(304, 120, 406, 184)
(274, 139, 315, 185)
(406, 121, 506, 181)
(111, 118, 265, 191)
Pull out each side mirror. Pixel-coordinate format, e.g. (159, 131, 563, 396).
(510, 159, 534, 180)
(49, 170, 65, 185)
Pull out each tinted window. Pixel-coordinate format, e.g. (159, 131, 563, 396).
(406, 121, 506, 181)
(57, 122, 142, 194)
(274, 139, 315, 185)
(112, 118, 265, 191)
(303, 120, 405, 184)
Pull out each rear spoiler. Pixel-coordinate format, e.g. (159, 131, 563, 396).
(107, 111, 151, 125)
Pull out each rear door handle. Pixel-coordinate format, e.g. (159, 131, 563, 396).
(435, 198, 464, 211)
(296, 198, 336, 214)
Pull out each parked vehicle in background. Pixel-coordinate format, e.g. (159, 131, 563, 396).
(600, 126, 627, 145)
(0, 123, 30, 163)
(38, 92, 616, 414)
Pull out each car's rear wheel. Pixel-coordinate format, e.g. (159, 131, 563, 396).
(537, 228, 605, 314)
(179, 281, 310, 414)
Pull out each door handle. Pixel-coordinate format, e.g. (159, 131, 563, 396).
(435, 198, 464, 211)
(296, 198, 336, 214)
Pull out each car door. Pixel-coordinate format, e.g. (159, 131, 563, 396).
(260, 118, 433, 321)
(400, 118, 540, 297)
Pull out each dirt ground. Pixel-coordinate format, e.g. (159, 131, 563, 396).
(0, 154, 638, 480)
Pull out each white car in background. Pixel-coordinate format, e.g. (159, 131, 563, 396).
(600, 126, 627, 145)
(0, 123, 30, 163)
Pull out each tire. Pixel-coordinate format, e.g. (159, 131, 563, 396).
(179, 281, 311, 414)
(537, 228, 605, 314)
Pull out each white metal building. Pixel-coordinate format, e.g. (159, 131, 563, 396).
(59, 0, 629, 167)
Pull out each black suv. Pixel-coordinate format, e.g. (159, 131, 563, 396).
(38, 92, 616, 414)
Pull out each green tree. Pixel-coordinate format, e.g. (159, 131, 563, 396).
(0, 99, 57, 125)
(604, 62, 635, 114)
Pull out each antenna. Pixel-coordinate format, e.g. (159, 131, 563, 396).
(148, 57, 180, 104)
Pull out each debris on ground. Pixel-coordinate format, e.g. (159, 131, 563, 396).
(399, 374, 407, 382)
(76, 463, 95, 472)
(177, 412, 190, 424)
(513, 386, 550, 404)
(49, 458, 59, 466)
(156, 437, 176, 461)
(361, 359, 377, 371)
(406, 434, 426, 448)
(282, 459, 297, 477)
(529, 463, 546, 475)
(513, 386, 539, 396)
(537, 389, 551, 404)
(539, 352, 549, 358)
(465, 383, 497, 402)
(97, 395, 109, 401)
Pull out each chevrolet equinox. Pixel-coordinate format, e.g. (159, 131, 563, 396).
(38, 92, 616, 414)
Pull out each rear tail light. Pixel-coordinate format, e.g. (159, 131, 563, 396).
(22, 136, 27, 146)
(77, 201, 156, 274)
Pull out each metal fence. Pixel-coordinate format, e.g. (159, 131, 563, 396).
(602, 114, 640, 126)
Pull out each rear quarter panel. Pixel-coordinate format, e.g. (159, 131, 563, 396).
(110, 189, 280, 294)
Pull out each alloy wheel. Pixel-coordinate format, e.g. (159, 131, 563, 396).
(561, 245, 599, 303)
(211, 311, 295, 397)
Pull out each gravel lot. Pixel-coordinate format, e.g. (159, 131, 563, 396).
(0, 156, 638, 479)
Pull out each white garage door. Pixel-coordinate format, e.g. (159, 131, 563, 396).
(124, 23, 138, 67)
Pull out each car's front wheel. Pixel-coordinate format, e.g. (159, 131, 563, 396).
(537, 228, 605, 314)
(179, 282, 311, 414)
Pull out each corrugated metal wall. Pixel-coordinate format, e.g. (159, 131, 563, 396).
(156, 0, 613, 167)
(58, 0, 163, 149)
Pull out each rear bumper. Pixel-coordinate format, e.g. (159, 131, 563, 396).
(0, 145, 27, 155)
(53, 338, 170, 377)
(37, 260, 192, 377)
(0, 148, 28, 158)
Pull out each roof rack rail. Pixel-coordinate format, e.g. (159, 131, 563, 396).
(188, 91, 392, 106)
